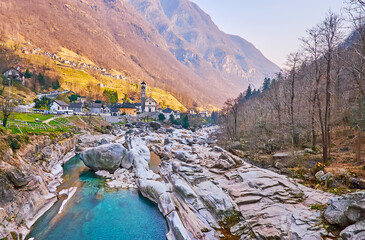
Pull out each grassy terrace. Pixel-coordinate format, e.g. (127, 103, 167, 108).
(1, 113, 76, 134)
(8, 113, 54, 122)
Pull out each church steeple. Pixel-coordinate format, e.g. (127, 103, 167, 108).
(141, 81, 146, 112)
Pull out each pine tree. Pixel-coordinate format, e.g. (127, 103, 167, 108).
(37, 73, 45, 85)
(245, 85, 252, 100)
(263, 77, 271, 91)
(169, 114, 175, 124)
(158, 113, 165, 122)
(24, 68, 32, 78)
(52, 80, 60, 90)
(182, 115, 190, 129)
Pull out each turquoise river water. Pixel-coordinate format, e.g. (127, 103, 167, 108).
(26, 156, 168, 240)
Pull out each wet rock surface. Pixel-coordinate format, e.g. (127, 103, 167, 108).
(80, 143, 127, 173)
(3, 123, 364, 240)
(100, 125, 350, 240)
(0, 134, 80, 239)
(324, 192, 365, 228)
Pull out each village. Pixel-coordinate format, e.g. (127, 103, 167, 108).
(2, 66, 212, 127)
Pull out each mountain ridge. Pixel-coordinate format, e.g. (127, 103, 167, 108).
(0, 0, 279, 108)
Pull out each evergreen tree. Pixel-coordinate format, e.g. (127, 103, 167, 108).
(252, 89, 257, 95)
(182, 115, 190, 129)
(245, 85, 252, 100)
(158, 113, 166, 122)
(52, 80, 60, 90)
(37, 73, 45, 85)
(211, 111, 218, 124)
(169, 114, 175, 124)
(263, 77, 271, 91)
(69, 94, 80, 103)
(24, 68, 32, 78)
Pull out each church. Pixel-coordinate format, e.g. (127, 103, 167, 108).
(140, 82, 157, 113)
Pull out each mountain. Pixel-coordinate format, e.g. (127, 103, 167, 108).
(0, 0, 279, 108)
(126, 0, 280, 88)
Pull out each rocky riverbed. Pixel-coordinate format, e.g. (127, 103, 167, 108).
(1, 122, 364, 240)
(79, 122, 365, 240)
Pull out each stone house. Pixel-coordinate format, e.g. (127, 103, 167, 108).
(69, 102, 84, 113)
(145, 97, 157, 112)
(3, 67, 24, 82)
(88, 103, 103, 114)
(162, 108, 180, 120)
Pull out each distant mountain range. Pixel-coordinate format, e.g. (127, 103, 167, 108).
(0, 0, 279, 107)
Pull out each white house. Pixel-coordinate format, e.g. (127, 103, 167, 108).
(144, 97, 157, 112)
(162, 108, 180, 120)
(51, 100, 72, 114)
(3, 67, 25, 84)
(88, 103, 103, 114)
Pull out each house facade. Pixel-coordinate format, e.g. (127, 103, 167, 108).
(51, 100, 72, 114)
(69, 102, 84, 113)
(145, 97, 157, 112)
(88, 103, 103, 114)
(3, 67, 24, 83)
(119, 103, 137, 116)
(162, 108, 180, 120)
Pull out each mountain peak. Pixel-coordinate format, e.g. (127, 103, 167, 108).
(0, 0, 279, 108)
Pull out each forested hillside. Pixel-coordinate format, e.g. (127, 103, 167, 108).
(219, 1, 364, 191)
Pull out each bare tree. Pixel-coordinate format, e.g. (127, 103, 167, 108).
(301, 26, 323, 149)
(345, 0, 365, 162)
(0, 97, 17, 127)
(286, 51, 302, 147)
(221, 98, 239, 141)
(319, 11, 342, 164)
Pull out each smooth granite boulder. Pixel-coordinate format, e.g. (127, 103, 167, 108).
(340, 220, 365, 240)
(80, 143, 127, 173)
(324, 192, 365, 228)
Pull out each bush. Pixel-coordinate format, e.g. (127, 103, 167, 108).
(158, 113, 165, 122)
(7, 135, 21, 151)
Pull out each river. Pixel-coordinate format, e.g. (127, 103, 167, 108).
(26, 156, 168, 240)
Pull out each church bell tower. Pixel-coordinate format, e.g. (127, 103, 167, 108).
(141, 81, 146, 112)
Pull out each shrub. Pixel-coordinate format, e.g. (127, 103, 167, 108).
(7, 135, 20, 151)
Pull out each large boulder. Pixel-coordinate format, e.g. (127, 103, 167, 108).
(149, 121, 161, 131)
(6, 167, 29, 188)
(80, 143, 127, 173)
(194, 180, 238, 220)
(340, 220, 365, 240)
(324, 192, 365, 228)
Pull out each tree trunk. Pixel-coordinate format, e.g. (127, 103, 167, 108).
(356, 131, 362, 162)
(291, 70, 296, 147)
(3, 115, 8, 127)
(311, 96, 317, 149)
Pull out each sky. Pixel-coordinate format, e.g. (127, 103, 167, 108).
(190, 0, 347, 68)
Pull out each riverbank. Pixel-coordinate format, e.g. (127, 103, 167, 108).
(79, 122, 364, 240)
(2, 120, 364, 240)
(26, 157, 167, 240)
(0, 117, 112, 239)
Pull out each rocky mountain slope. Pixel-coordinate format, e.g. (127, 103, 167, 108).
(0, 0, 279, 107)
(126, 0, 280, 88)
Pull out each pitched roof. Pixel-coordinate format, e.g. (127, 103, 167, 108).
(3, 67, 21, 74)
(53, 100, 68, 106)
(146, 97, 156, 103)
(69, 102, 83, 108)
(162, 108, 174, 113)
(120, 102, 137, 109)
(89, 103, 103, 108)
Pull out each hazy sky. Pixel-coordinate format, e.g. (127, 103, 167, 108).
(190, 0, 347, 68)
